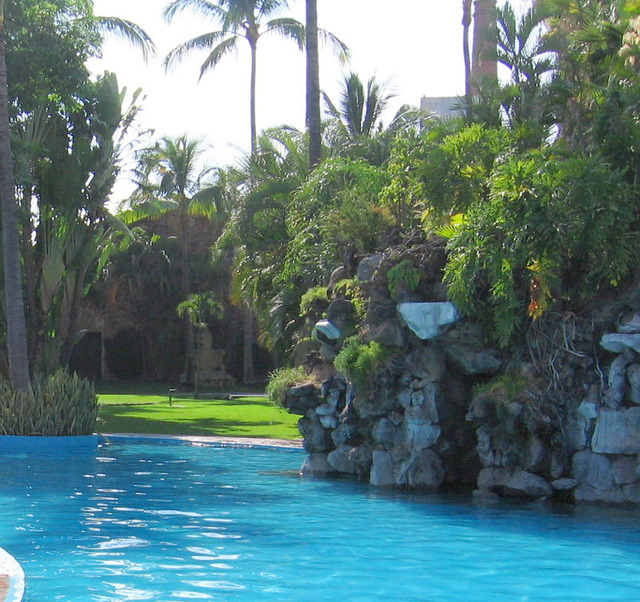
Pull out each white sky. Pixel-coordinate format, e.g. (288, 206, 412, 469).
(89, 0, 526, 200)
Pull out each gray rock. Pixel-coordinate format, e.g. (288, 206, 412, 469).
(300, 453, 334, 475)
(371, 319, 405, 348)
(591, 408, 640, 454)
(319, 415, 338, 429)
(403, 420, 441, 451)
(551, 478, 579, 491)
(600, 333, 640, 354)
(445, 345, 502, 375)
(578, 401, 599, 420)
(612, 456, 638, 485)
(478, 468, 553, 499)
(397, 302, 458, 340)
(574, 485, 627, 503)
(506, 471, 553, 499)
(285, 385, 321, 415)
(523, 435, 548, 473)
(572, 450, 614, 490)
(397, 449, 445, 489)
(357, 254, 382, 282)
(624, 483, 640, 503)
(327, 298, 355, 329)
(628, 364, 640, 405)
(477, 467, 511, 491)
(298, 416, 334, 453)
(618, 313, 640, 334)
(319, 342, 338, 362)
(327, 446, 359, 474)
(372, 418, 397, 449)
(331, 423, 356, 448)
(370, 450, 397, 487)
(603, 354, 632, 409)
(314, 319, 341, 341)
(315, 404, 336, 416)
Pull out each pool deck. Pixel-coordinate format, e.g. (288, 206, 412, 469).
(103, 432, 304, 449)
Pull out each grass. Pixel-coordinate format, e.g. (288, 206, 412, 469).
(96, 383, 302, 440)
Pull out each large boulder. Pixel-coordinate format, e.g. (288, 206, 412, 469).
(591, 408, 640, 455)
(402, 419, 441, 451)
(357, 254, 383, 282)
(572, 450, 614, 490)
(370, 450, 397, 487)
(300, 453, 334, 475)
(397, 302, 458, 340)
(444, 345, 502, 375)
(477, 468, 552, 499)
(397, 449, 445, 489)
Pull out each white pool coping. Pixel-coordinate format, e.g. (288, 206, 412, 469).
(0, 547, 24, 602)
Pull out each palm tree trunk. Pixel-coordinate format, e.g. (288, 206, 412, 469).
(306, 0, 322, 168)
(249, 40, 257, 153)
(472, 0, 498, 83)
(462, 0, 473, 119)
(0, 8, 30, 391)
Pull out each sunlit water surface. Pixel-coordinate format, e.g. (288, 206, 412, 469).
(0, 437, 639, 601)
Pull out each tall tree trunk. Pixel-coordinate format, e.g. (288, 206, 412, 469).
(249, 40, 258, 153)
(306, 0, 322, 168)
(0, 9, 30, 391)
(472, 0, 498, 84)
(462, 0, 473, 119)
(179, 206, 195, 385)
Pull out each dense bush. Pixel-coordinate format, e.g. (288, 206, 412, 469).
(0, 370, 98, 436)
(444, 150, 639, 347)
(266, 366, 309, 407)
(334, 337, 393, 392)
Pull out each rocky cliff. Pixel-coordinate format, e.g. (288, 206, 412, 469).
(281, 244, 640, 504)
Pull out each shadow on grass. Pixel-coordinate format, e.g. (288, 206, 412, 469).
(98, 403, 300, 439)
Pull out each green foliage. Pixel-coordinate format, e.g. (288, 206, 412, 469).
(266, 366, 309, 407)
(299, 286, 329, 320)
(334, 337, 393, 392)
(0, 370, 98, 436)
(444, 150, 638, 347)
(386, 260, 421, 301)
(333, 279, 366, 321)
(177, 292, 223, 326)
(382, 125, 509, 230)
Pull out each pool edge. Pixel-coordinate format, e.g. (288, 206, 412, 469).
(101, 432, 303, 450)
(0, 548, 24, 602)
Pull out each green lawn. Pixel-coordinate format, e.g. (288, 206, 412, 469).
(97, 385, 301, 440)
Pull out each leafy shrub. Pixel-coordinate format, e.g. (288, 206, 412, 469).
(333, 278, 366, 321)
(0, 370, 98, 436)
(266, 366, 309, 407)
(299, 286, 329, 320)
(444, 150, 639, 347)
(334, 337, 393, 392)
(386, 260, 421, 301)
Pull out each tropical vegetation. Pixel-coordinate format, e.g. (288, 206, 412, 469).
(0, 0, 639, 438)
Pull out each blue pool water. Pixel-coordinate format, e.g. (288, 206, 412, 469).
(1, 438, 640, 601)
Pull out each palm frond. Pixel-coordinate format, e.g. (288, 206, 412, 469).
(264, 17, 305, 50)
(200, 36, 240, 79)
(163, 0, 227, 23)
(164, 30, 230, 72)
(318, 28, 350, 64)
(95, 16, 156, 62)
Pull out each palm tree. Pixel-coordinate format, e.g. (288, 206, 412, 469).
(177, 291, 223, 397)
(125, 135, 221, 384)
(306, 0, 321, 167)
(323, 72, 394, 141)
(0, 0, 29, 390)
(164, 0, 305, 152)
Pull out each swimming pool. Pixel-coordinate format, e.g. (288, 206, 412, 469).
(1, 436, 639, 601)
